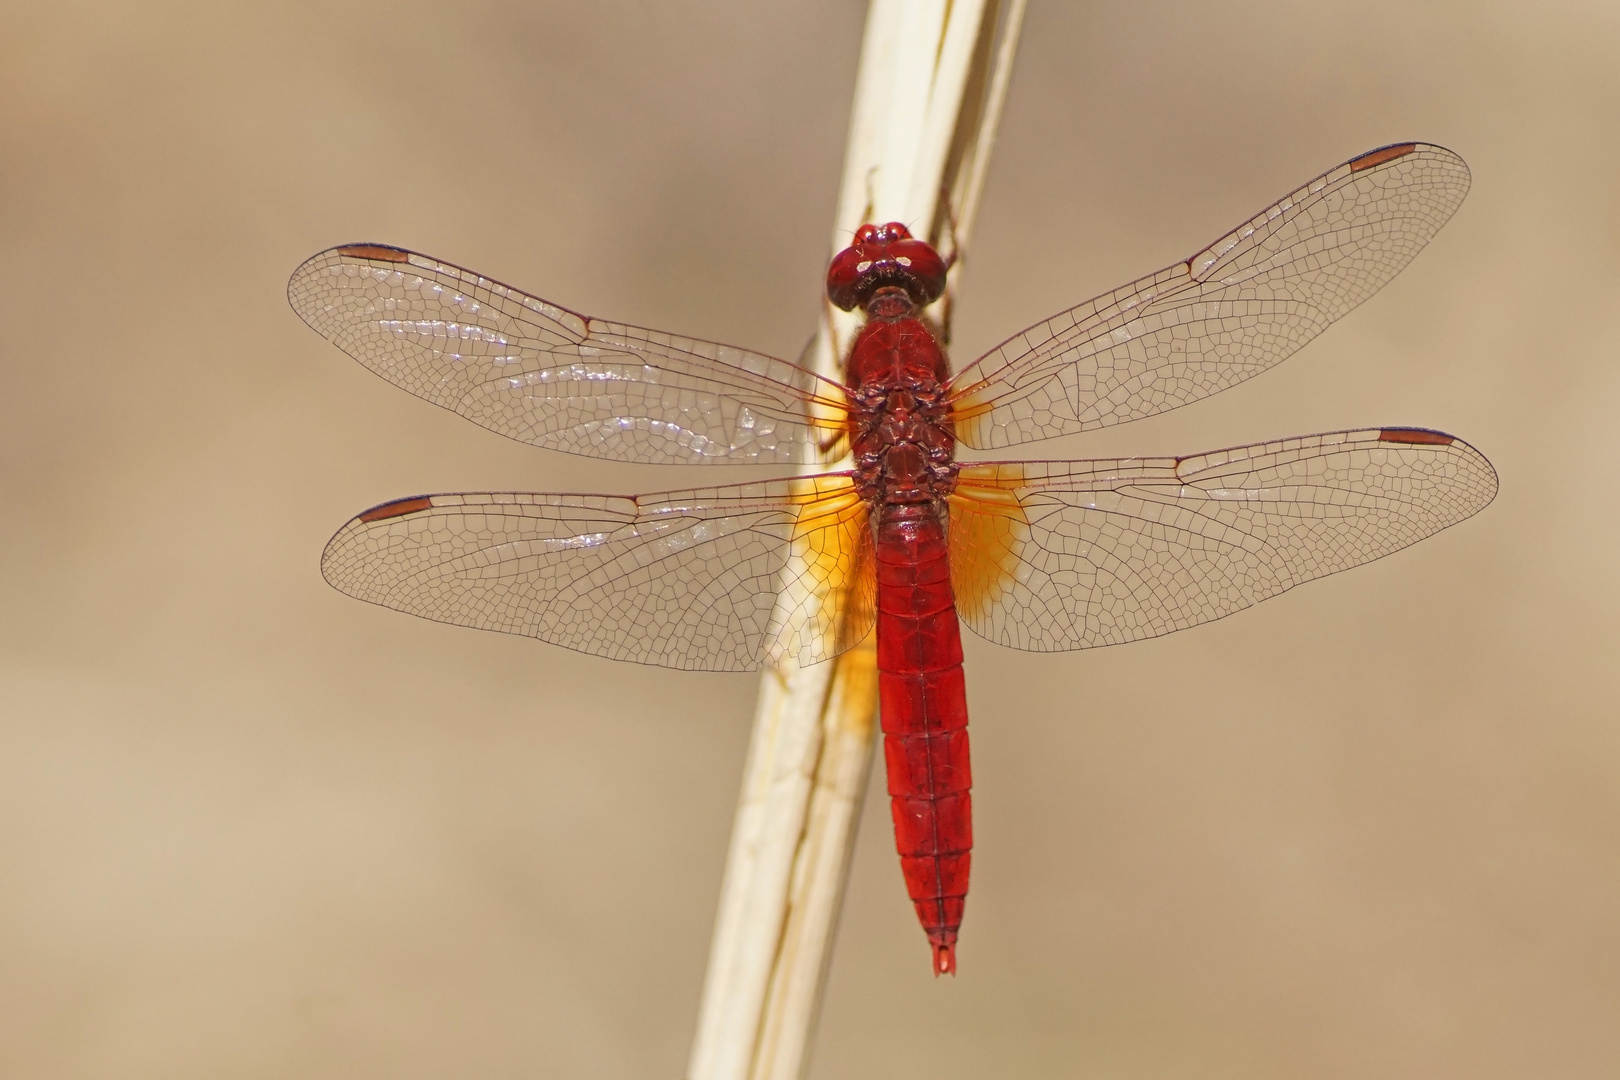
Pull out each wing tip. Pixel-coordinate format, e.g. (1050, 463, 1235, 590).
(1377, 427, 1497, 503)
(287, 243, 416, 319)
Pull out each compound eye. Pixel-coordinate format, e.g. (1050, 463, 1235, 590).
(826, 224, 947, 311)
(887, 238, 948, 305)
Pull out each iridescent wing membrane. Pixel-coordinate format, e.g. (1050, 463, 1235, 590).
(321, 475, 874, 671)
(948, 143, 1471, 448)
(303, 144, 1491, 667)
(288, 244, 848, 464)
(324, 427, 1494, 669)
(948, 428, 1496, 651)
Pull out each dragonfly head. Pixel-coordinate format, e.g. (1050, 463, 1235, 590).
(826, 222, 947, 313)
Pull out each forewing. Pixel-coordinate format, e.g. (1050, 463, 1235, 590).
(949, 144, 1471, 449)
(288, 244, 848, 464)
(948, 428, 1496, 650)
(322, 475, 874, 671)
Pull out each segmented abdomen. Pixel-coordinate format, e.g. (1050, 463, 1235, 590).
(875, 502, 972, 976)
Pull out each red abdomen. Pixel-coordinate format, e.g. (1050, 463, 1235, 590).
(876, 502, 971, 976)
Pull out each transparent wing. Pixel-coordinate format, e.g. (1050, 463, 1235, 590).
(289, 244, 849, 464)
(321, 475, 874, 671)
(948, 143, 1471, 449)
(947, 427, 1496, 650)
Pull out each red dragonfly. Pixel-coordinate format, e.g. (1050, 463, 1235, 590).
(290, 142, 1495, 975)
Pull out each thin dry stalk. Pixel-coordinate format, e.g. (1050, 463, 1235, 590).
(687, 4, 1025, 1079)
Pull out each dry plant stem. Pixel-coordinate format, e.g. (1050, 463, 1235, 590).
(687, 3, 1024, 1079)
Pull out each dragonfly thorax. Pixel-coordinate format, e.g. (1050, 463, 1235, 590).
(845, 313, 958, 506)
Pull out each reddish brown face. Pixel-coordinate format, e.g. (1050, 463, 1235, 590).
(825, 222, 948, 312)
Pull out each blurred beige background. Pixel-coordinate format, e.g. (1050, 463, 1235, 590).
(3, 1, 1617, 1077)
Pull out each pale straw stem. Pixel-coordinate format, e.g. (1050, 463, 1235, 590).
(687, 4, 1025, 1078)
